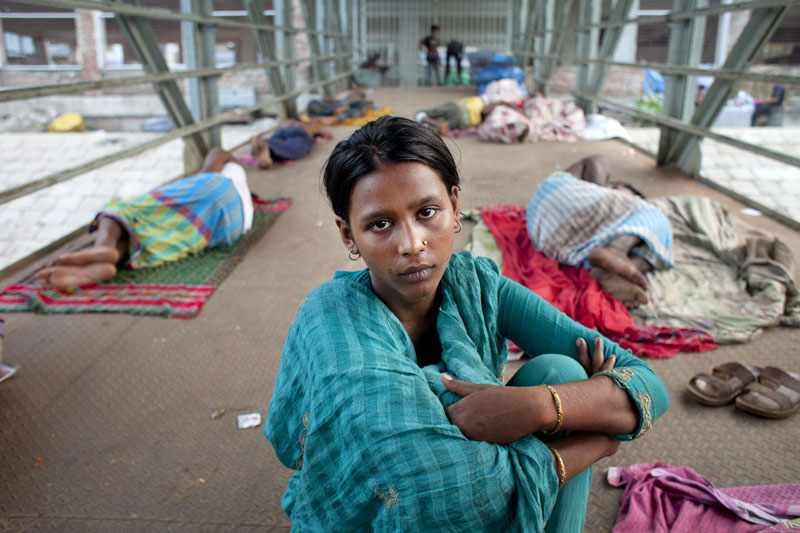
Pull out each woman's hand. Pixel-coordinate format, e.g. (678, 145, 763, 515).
(577, 337, 616, 376)
(441, 375, 549, 444)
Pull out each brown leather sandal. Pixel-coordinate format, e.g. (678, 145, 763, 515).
(735, 367, 800, 419)
(686, 362, 761, 406)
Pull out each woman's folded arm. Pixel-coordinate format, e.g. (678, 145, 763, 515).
(496, 275, 670, 440)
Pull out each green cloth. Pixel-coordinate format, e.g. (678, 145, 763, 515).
(265, 252, 668, 531)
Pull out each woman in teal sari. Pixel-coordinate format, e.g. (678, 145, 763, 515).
(265, 116, 669, 532)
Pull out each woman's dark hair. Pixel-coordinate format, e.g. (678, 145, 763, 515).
(323, 116, 460, 222)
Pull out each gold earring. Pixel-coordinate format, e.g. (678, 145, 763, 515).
(422, 240, 428, 246)
(454, 218, 463, 233)
(348, 249, 360, 261)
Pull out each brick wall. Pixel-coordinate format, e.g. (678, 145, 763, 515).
(74, 9, 101, 80)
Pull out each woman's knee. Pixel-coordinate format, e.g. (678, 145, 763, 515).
(509, 354, 588, 388)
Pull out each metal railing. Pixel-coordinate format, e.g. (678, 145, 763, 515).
(511, 0, 799, 229)
(0, 0, 355, 208)
(0, 0, 356, 275)
(17, 0, 347, 36)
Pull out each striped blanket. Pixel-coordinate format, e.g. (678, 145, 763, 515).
(526, 172, 673, 269)
(93, 172, 245, 269)
(0, 199, 291, 318)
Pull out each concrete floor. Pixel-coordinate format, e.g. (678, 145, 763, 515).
(1, 87, 799, 531)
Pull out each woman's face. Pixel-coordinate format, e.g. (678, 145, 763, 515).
(336, 161, 459, 310)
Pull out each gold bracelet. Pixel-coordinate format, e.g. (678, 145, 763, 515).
(540, 385, 563, 435)
(547, 444, 566, 490)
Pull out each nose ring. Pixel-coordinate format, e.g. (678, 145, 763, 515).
(422, 240, 428, 246)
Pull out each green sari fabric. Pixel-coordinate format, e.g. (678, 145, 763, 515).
(265, 252, 668, 531)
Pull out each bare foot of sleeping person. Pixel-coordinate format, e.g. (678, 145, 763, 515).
(588, 247, 648, 289)
(421, 117, 450, 137)
(47, 246, 120, 268)
(36, 263, 117, 290)
(591, 267, 648, 308)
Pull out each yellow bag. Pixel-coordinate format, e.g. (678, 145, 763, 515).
(47, 112, 85, 132)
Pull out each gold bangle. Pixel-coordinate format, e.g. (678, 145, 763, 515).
(547, 444, 566, 490)
(540, 385, 563, 435)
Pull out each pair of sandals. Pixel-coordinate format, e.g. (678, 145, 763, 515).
(687, 362, 800, 419)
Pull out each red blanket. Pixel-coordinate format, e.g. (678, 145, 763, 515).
(481, 205, 716, 358)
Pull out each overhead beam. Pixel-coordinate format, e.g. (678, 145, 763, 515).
(19, 0, 344, 35)
(525, 0, 792, 34)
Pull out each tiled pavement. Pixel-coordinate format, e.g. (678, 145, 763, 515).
(627, 127, 800, 224)
(0, 119, 276, 271)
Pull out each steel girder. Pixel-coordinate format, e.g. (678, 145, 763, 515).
(244, 0, 295, 117)
(657, 0, 707, 170)
(661, 5, 789, 173)
(114, 0, 209, 158)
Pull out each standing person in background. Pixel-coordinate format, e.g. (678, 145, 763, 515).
(419, 25, 442, 86)
(445, 40, 464, 85)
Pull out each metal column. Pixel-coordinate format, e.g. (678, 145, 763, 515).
(114, 0, 209, 168)
(299, 0, 328, 94)
(537, 0, 574, 95)
(330, 0, 350, 93)
(520, 0, 541, 69)
(181, 0, 220, 148)
(575, 0, 600, 113)
(244, 0, 295, 117)
(662, 5, 788, 174)
(283, 0, 295, 93)
(657, 0, 707, 170)
(0, 16, 7, 67)
(584, 0, 636, 101)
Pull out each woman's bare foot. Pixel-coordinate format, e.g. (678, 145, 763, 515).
(47, 246, 120, 268)
(588, 247, 648, 289)
(591, 267, 649, 308)
(36, 263, 117, 290)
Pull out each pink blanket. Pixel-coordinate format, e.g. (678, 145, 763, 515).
(609, 462, 800, 532)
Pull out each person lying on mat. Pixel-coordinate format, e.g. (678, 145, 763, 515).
(249, 119, 332, 170)
(306, 87, 369, 125)
(264, 117, 669, 532)
(526, 154, 674, 308)
(413, 94, 486, 136)
(36, 147, 253, 290)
